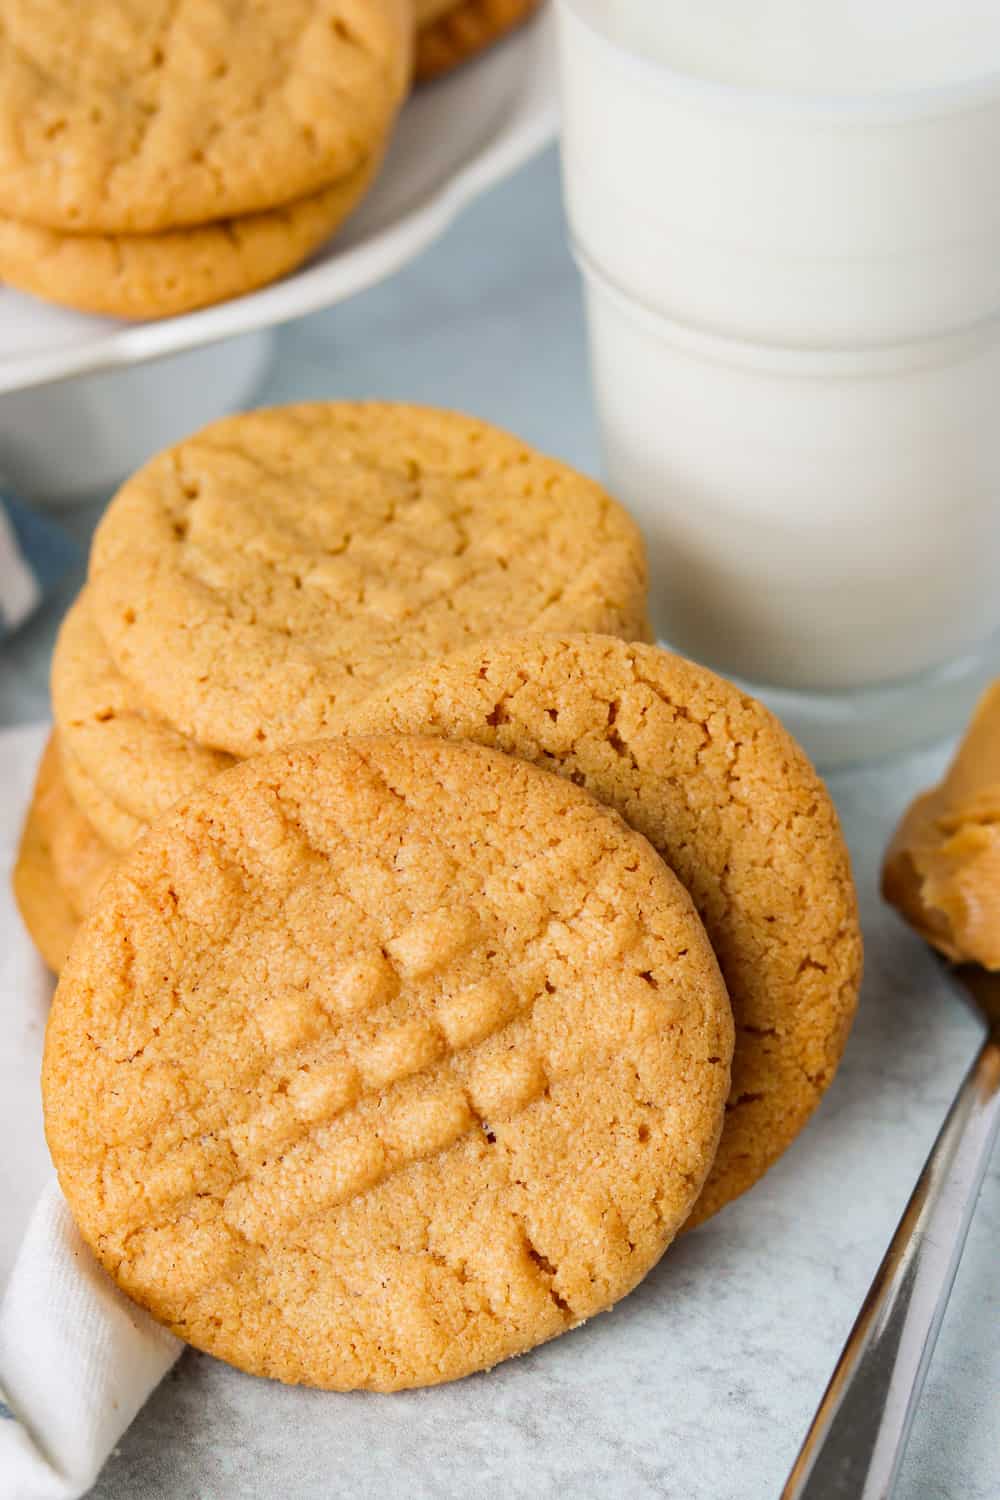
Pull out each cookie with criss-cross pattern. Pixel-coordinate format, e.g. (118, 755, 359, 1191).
(43, 736, 732, 1390)
(0, 0, 410, 233)
(338, 634, 863, 1226)
(88, 403, 650, 757)
(0, 2, 410, 316)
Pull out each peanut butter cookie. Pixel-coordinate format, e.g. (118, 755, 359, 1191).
(339, 634, 863, 1226)
(59, 738, 147, 854)
(415, 0, 543, 82)
(52, 591, 233, 834)
(12, 739, 82, 973)
(88, 404, 650, 756)
(0, 161, 378, 320)
(43, 737, 732, 1390)
(0, 0, 410, 233)
(39, 740, 115, 920)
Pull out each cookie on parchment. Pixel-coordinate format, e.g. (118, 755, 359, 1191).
(0, 0, 411, 234)
(43, 736, 732, 1390)
(339, 634, 863, 1227)
(415, 0, 543, 81)
(0, 161, 378, 321)
(88, 404, 650, 757)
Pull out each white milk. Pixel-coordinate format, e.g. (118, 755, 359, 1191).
(558, 3, 1000, 347)
(583, 0, 1000, 93)
(556, 0, 1000, 754)
(583, 266, 1000, 692)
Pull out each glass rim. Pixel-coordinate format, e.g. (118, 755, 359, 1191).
(557, 0, 1000, 124)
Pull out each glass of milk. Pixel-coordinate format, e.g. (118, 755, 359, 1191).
(556, 0, 1000, 764)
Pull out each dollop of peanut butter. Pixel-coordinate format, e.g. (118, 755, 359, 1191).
(883, 683, 1000, 969)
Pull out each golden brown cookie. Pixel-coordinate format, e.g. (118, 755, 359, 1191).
(415, 0, 543, 81)
(59, 739, 147, 855)
(88, 404, 650, 756)
(43, 736, 733, 1391)
(0, 0, 411, 233)
(0, 160, 378, 321)
(34, 738, 116, 920)
(415, 0, 460, 23)
(52, 591, 234, 831)
(12, 742, 80, 973)
(413, 0, 458, 21)
(338, 635, 863, 1226)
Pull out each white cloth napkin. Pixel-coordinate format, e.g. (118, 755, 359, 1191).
(0, 724, 181, 1500)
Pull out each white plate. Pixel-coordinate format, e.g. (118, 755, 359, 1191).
(0, 9, 557, 398)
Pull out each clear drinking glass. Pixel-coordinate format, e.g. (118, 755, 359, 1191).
(556, 0, 1000, 764)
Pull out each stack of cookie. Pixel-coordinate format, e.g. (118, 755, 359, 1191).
(0, 1, 412, 319)
(19, 400, 863, 1391)
(337, 632, 864, 1229)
